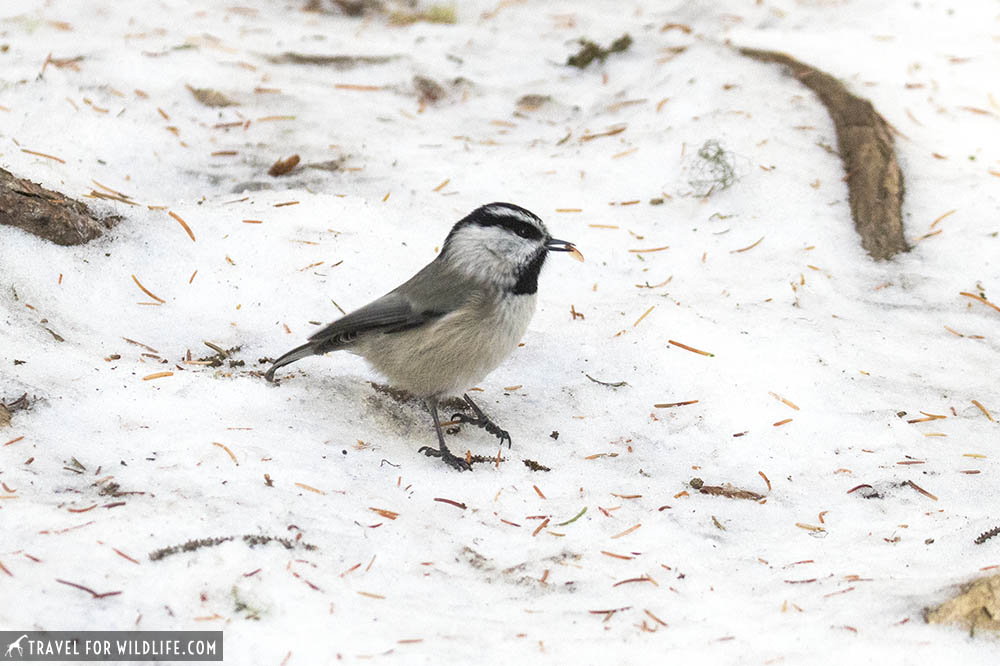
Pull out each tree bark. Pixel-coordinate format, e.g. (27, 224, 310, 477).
(0, 167, 117, 246)
(739, 47, 908, 261)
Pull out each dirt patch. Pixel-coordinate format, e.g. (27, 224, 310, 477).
(926, 574, 1000, 636)
(567, 34, 632, 69)
(0, 393, 34, 428)
(149, 534, 318, 562)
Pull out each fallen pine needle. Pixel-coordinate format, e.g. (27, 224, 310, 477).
(295, 482, 326, 495)
(769, 392, 800, 410)
(758, 471, 771, 491)
(369, 507, 399, 520)
(906, 412, 946, 423)
(628, 245, 669, 253)
(533, 485, 546, 499)
(55, 579, 122, 599)
(21, 148, 65, 163)
(633, 305, 655, 327)
(580, 125, 626, 141)
(905, 480, 938, 501)
(123, 337, 159, 353)
(4, 436, 24, 447)
(668, 340, 714, 357)
(112, 548, 140, 565)
(645, 609, 668, 626)
(613, 575, 657, 587)
(169, 211, 196, 242)
(584, 374, 627, 388)
(600, 551, 633, 560)
(654, 399, 699, 408)
(131, 274, 165, 303)
(433, 497, 466, 509)
(142, 372, 173, 381)
(731, 236, 764, 253)
(532, 518, 550, 536)
(795, 522, 825, 532)
(557, 507, 587, 526)
(211, 442, 238, 466)
(432, 178, 450, 192)
(773, 418, 793, 427)
(960, 291, 1000, 314)
(91, 179, 132, 199)
(930, 209, 957, 228)
(972, 400, 994, 421)
(610, 523, 641, 539)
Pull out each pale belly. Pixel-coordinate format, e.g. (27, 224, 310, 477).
(356, 291, 537, 398)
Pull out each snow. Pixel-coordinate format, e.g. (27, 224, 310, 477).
(1, 0, 999, 663)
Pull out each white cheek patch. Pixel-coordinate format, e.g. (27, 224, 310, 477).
(446, 225, 534, 288)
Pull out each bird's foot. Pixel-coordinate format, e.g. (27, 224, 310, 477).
(418, 445, 472, 472)
(452, 394, 512, 448)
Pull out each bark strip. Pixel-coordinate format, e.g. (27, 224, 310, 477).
(739, 47, 908, 260)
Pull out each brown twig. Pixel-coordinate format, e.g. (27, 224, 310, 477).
(55, 579, 122, 599)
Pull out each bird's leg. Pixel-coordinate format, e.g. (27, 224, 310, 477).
(418, 398, 472, 472)
(452, 393, 512, 448)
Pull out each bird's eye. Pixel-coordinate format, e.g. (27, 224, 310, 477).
(516, 227, 531, 238)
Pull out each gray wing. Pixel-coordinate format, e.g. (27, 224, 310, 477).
(310, 257, 465, 345)
(265, 257, 464, 381)
(307, 292, 429, 348)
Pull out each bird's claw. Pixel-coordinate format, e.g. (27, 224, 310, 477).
(418, 445, 472, 472)
(451, 412, 512, 448)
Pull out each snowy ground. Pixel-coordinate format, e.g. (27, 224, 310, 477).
(2, 0, 999, 663)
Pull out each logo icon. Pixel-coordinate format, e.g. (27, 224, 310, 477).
(4, 634, 29, 658)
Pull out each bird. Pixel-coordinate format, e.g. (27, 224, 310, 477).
(265, 202, 582, 471)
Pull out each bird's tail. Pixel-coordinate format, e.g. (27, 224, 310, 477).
(264, 341, 318, 382)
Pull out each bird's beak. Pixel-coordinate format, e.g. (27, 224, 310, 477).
(546, 238, 584, 262)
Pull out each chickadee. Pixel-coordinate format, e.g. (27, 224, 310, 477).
(265, 202, 582, 471)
